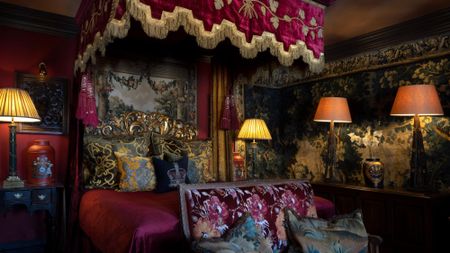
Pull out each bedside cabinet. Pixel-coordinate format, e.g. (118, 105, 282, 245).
(0, 184, 64, 252)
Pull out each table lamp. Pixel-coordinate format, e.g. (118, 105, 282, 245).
(314, 97, 352, 181)
(390, 84, 443, 191)
(237, 119, 272, 179)
(0, 88, 41, 188)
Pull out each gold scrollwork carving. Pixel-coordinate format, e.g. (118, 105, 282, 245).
(85, 111, 197, 140)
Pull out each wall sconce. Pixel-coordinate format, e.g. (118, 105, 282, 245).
(38, 62, 47, 83)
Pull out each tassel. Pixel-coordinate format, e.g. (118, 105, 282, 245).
(76, 73, 99, 127)
(229, 95, 240, 130)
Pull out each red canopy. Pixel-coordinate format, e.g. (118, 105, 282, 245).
(74, 0, 328, 73)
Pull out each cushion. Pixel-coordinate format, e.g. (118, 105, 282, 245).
(185, 140, 214, 183)
(285, 208, 368, 253)
(183, 181, 317, 252)
(153, 155, 189, 193)
(83, 135, 151, 189)
(192, 213, 272, 253)
(149, 132, 188, 157)
(114, 152, 156, 192)
(83, 139, 119, 189)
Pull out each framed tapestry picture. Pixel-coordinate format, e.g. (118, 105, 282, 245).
(16, 73, 69, 135)
(93, 56, 197, 126)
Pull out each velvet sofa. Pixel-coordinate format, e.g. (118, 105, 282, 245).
(179, 179, 382, 253)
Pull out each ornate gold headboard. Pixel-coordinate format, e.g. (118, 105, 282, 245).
(82, 111, 203, 189)
(84, 111, 197, 140)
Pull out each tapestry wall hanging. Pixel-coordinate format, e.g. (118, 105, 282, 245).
(93, 57, 197, 125)
(16, 73, 69, 135)
(242, 33, 450, 191)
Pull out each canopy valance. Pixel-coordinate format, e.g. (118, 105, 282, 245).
(74, 0, 328, 73)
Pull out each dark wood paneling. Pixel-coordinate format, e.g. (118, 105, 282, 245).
(325, 7, 450, 61)
(312, 182, 450, 253)
(0, 2, 78, 37)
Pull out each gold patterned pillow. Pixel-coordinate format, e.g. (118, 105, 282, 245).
(149, 133, 188, 157)
(84, 140, 118, 189)
(114, 152, 156, 192)
(113, 134, 151, 157)
(186, 140, 214, 183)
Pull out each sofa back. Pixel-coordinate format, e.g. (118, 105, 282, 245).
(179, 179, 317, 252)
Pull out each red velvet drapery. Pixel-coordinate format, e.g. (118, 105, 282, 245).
(74, 0, 327, 74)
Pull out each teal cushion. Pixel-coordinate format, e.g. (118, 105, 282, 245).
(285, 209, 368, 253)
(192, 213, 272, 253)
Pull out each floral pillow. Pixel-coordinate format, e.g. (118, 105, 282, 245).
(192, 213, 272, 253)
(114, 152, 156, 192)
(285, 208, 368, 253)
(185, 181, 317, 252)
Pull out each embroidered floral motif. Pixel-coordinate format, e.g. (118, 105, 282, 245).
(186, 182, 317, 252)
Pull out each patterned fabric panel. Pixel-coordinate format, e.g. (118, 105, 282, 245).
(185, 182, 317, 252)
(114, 152, 156, 192)
(285, 209, 368, 253)
(192, 213, 272, 253)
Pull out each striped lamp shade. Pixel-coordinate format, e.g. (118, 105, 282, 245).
(0, 88, 41, 123)
(237, 118, 272, 141)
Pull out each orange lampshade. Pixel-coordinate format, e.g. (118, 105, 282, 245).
(314, 97, 352, 123)
(0, 88, 41, 123)
(390, 84, 443, 116)
(238, 118, 272, 141)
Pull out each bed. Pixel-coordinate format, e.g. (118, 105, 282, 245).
(78, 111, 335, 253)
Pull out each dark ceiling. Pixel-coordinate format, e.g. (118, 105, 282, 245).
(2, 0, 450, 45)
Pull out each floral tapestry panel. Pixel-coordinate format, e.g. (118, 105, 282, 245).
(93, 57, 197, 125)
(244, 52, 450, 191)
(185, 181, 317, 252)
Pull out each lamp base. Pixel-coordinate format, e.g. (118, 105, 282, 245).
(2, 176, 24, 188)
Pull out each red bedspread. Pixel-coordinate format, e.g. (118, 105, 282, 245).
(79, 190, 185, 253)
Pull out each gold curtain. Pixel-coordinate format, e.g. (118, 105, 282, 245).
(211, 62, 232, 181)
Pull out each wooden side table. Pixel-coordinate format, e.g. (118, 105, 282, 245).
(0, 184, 64, 252)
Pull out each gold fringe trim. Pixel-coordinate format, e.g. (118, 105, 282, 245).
(128, 0, 324, 72)
(74, 0, 131, 74)
(74, 0, 325, 73)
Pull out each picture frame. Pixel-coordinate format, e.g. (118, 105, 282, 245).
(16, 72, 69, 135)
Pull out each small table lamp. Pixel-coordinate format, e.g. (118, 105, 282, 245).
(390, 84, 443, 191)
(314, 97, 352, 181)
(237, 119, 272, 179)
(0, 88, 41, 188)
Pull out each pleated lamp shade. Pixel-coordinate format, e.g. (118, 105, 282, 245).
(314, 97, 352, 123)
(390, 84, 443, 116)
(238, 119, 272, 141)
(0, 88, 41, 123)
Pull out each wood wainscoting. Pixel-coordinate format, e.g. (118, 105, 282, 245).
(312, 182, 450, 253)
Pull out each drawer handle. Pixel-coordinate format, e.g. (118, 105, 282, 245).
(13, 193, 23, 199)
(37, 194, 46, 200)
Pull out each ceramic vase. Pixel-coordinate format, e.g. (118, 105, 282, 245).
(26, 139, 55, 185)
(232, 152, 246, 181)
(363, 158, 384, 188)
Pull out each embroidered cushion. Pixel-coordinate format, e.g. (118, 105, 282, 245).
(153, 155, 189, 193)
(83, 139, 119, 189)
(192, 213, 272, 253)
(285, 208, 368, 253)
(114, 152, 156, 192)
(185, 140, 214, 183)
(149, 133, 188, 157)
(83, 135, 151, 189)
(184, 181, 317, 252)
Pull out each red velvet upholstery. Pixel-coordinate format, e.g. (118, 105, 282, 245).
(313, 195, 335, 219)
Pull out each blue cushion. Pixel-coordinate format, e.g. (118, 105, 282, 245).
(152, 155, 188, 193)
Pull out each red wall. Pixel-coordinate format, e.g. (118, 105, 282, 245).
(0, 25, 77, 184)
